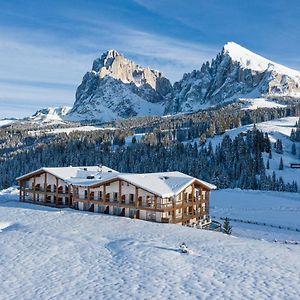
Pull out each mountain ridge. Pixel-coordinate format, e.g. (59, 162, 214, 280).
(166, 42, 300, 114)
(4, 42, 300, 124)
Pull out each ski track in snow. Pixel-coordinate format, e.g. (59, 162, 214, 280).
(0, 188, 300, 299)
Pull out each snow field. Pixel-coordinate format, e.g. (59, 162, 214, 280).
(211, 189, 300, 242)
(0, 188, 300, 299)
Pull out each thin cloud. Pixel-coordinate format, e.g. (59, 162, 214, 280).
(0, 81, 74, 118)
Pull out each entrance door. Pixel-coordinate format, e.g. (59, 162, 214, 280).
(136, 210, 140, 219)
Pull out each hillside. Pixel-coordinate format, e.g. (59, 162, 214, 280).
(205, 116, 300, 188)
(1, 188, 300, 299)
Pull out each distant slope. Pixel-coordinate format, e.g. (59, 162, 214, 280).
(28, 106, 71, 124)
(0, 107, 72, 127)
(206, 116, 300, 187)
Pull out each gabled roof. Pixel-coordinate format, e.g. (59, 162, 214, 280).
(16, 166, 118, 181)
(117, 172, 194, 198)
(118, 172, 216, 197)
(16, 166, 216, 197)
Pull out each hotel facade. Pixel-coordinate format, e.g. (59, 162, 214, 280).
(17, 166, 216, 225)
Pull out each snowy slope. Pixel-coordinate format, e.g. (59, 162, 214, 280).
(28, 106, 71, 124)
(28, 125, 117, 136)
(0, 119, 16, 127)
(224, 42, 300, 80)
(1, 187, 300, 299)
(0, 107, 73, 128)
(240, 97, 287, 110)
(211, 189, 300, 242)
(206, 116, 300, 187)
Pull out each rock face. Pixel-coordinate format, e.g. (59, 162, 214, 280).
(165, 42, 300, 114)
(67, 50, 172, 122)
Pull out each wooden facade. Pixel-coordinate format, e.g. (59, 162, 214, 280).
(17, 169, 213, 225)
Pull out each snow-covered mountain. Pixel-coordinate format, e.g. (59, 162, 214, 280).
(165, 42, 300, 114)
(29, 106, 71, 124)
(0, 106, 72, 127)
(66, 50, 172, 122)
(11, 43, 299, 124)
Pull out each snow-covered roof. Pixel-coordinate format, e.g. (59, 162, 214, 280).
(16, 166, 118, 181)
(17, 166, 216, 197)
(117, 172, 216, 197)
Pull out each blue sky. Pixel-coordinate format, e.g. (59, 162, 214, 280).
(1, 0, 300, 118)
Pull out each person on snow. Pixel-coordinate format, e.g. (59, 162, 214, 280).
(179, 242, 191, 254)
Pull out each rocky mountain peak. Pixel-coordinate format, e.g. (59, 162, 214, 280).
(165, 42, 300, 114)
(67, 49, 172, 122)
(90, 49, 169, 91)
(92, 49, 121, 72)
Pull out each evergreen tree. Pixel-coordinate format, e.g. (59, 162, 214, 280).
(279, 157, 284, 170)
(268, 150, 272, 159)
(291, 143, 296, 155)
(275, 139, 283, 154)
(223, 218, 232, 235)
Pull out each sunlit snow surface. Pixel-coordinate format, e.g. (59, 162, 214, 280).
(240, 98, 287, 110)
(211, 189, 300, 242)
(0, 187, 300, 299)
(224, 42, 300, 80)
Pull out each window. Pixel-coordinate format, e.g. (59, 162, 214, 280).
(113, 192, 118, 200)
(84, 190, 88, 199)
(129, 194, 134, 202)
(98, 191, 102, 200)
